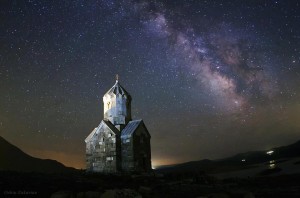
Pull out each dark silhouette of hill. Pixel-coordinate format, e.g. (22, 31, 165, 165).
(0, 137, 300, 197)
(0, 136, 76, 173)
(157, 139, 300, 174)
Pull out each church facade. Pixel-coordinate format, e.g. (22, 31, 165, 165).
(85, 78, 152, 173)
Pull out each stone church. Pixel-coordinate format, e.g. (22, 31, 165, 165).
(85, 77, 152, 173)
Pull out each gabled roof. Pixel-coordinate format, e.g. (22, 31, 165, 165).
(104, 80, 131, 98)
(102, 119, 120, 135)
(121, 119, 148, 138)
(85, 119, 119, 142)
(85, 127, 98, 143)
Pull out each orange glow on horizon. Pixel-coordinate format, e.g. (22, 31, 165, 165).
(26, 149, 85, 169)
(24, 148, 181, 170)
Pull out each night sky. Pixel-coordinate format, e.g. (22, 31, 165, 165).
(1, 0, 300, 169)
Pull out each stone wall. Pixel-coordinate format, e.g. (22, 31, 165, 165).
(121, 124, 151, 172)
(86, 125, 121, 173)
(132, 126, 152, 172)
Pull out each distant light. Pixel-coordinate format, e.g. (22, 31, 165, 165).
(241, 159, 246, 162)
(269, 160, 275, 164)
(266, 150, 274, 155)
(152, 166, 156, 170)
(269, 160, 276, 169)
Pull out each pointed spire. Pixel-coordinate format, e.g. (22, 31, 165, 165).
(105, 75, 131, 98)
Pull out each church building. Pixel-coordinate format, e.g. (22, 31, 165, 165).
(85, 76, 152, 173)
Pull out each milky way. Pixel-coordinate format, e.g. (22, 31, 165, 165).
(1, 0, 300, 168)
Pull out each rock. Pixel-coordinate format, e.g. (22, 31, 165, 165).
(101, 189, 142, 198)
(50, 191, 74, 198)
(138, 186, 152, 194)
(76, 191, 102, 198)
(207, 193, 229, 198)
(243, 192, 255, 198)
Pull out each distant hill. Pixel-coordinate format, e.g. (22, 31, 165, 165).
(0, 136, 76, 173)
(157, 140, 300, 174)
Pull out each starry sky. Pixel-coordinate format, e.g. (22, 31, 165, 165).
(1, 0, 300, 169)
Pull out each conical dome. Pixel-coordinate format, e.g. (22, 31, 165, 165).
(103, 79, 132, 128)
(104, 80, 131, 99)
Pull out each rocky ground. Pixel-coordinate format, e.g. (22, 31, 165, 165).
(1, 170, 300, 198)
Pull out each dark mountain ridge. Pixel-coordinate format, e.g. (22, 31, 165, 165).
(157, 139, 300, 174)
(0, 136, 76, 173)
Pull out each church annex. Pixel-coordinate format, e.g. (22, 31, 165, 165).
(85, 77, 152, 173)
